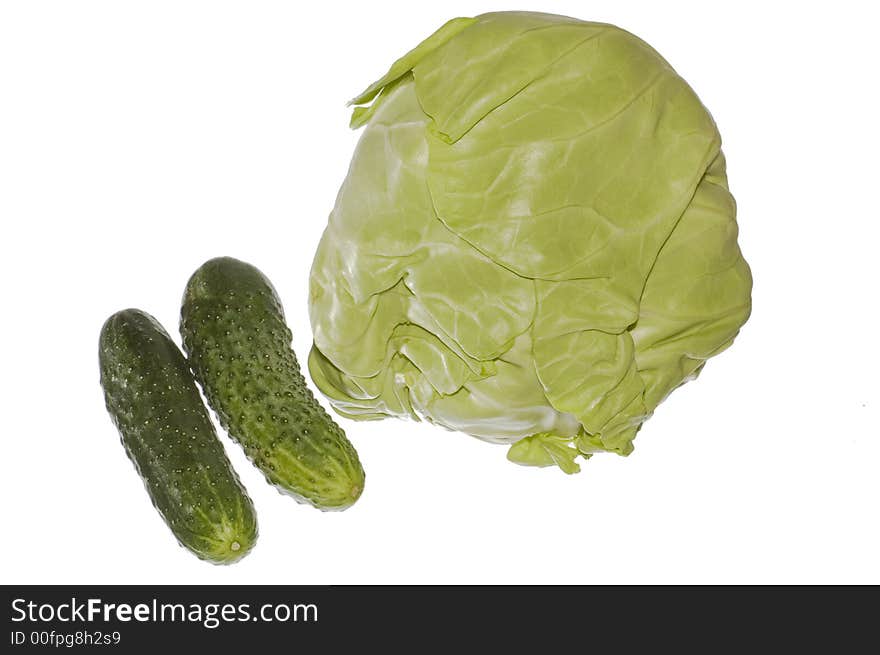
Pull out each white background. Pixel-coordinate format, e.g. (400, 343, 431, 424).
(1, 1, 877, 585)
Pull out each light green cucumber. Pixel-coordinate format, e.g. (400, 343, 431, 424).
(180, 257, 365, 510)
(99, 308, 258, 563)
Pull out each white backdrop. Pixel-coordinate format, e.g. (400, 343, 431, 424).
(1, 1, 877, 584)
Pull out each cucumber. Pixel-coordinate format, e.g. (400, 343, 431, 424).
(99, 309, 258, 563)
(180, 257, 365, 510)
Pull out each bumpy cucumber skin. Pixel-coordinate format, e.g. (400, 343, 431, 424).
(180, 257, 365, 510)
(99, 309, 258, 564)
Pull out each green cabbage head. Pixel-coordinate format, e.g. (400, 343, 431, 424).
(308, 11, 752, 473)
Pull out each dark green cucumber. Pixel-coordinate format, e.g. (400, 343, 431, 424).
(99, 309, 257, 563)
(180, 257, 365, 510)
